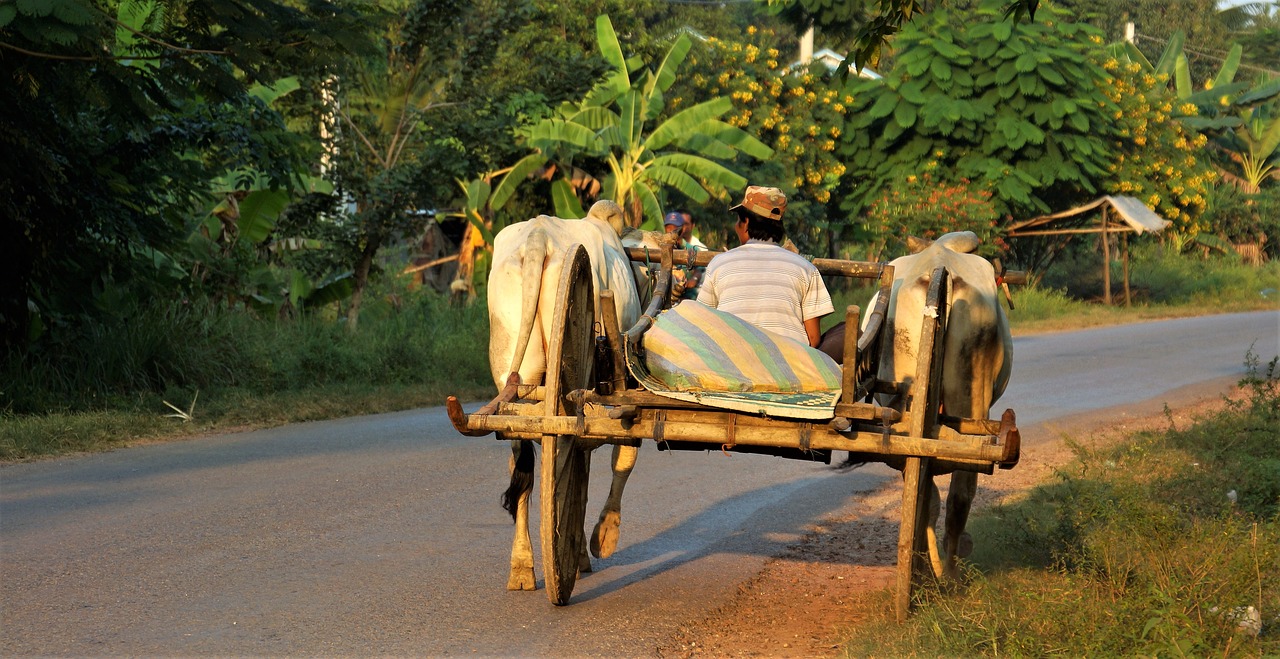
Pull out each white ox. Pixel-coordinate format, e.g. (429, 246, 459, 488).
(487, 200, 643, 590)
(870, 231, 1012, 581)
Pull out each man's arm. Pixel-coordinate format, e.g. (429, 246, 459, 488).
(805, 317, 821, 348)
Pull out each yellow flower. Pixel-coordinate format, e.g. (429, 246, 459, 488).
(747, 25, 757, 35)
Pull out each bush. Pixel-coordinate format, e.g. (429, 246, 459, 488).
(1203, 185, 1280, 260)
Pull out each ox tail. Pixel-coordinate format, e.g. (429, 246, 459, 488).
(501, 441, 534, 521)
(505, 233, 547, 382)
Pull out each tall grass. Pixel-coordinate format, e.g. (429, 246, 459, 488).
(1, 284, 493, 459)
(839, 355, 1280, 656)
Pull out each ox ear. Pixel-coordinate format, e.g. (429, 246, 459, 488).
(587, 199, 627, 237)
(906, 235, 932, 254)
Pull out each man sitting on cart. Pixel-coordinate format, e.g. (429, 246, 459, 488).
(696, 186, 834, 348)
(663, 209, 704, 303)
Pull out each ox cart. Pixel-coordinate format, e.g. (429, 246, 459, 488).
(447, 235, 1021, 621)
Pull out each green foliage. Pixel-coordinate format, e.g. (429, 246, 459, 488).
(837, 2, 1119, 232)
(863, 173, 1003, 259)
(1203, 184, 1280, 259)
(1, 0, 378, 350)
(497, 15, 771, 228)
(841, 355, 1280, 657)
(1095, 57, 1217, 235)
(671, 27, 852, 256)
(766, 0, 1042, 72)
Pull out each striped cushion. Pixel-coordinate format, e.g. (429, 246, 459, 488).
(644, 300, 841, 393)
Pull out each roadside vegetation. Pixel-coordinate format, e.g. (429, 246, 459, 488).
(839, 353, 1280, 656)
(0, 288, 492, 460)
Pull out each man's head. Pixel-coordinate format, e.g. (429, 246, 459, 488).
(678, 210, 695, 240)
(663, 210, 686, 236)
(730, 186, 787, 243)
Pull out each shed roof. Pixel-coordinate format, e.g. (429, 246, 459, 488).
(1006, 195, 1171, 236)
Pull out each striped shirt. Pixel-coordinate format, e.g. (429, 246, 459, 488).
(696, 240, 834, 345)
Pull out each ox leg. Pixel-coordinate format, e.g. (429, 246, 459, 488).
(924, 478, 946, 581)
(942, 471, 978, 581)
(506, 441, 536, 591)
(590, 444, 637, 559)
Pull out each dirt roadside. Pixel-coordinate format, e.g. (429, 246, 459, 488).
(655, 388, 1241, 658)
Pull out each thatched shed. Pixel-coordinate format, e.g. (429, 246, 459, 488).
(1006, 195, 1170, 305)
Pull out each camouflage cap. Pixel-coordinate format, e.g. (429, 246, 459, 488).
(729, 185, 787, 221)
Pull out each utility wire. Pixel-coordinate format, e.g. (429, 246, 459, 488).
(1134, 31, 1280, 76)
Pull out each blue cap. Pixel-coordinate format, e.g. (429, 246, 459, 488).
(663, 211, 686, 227)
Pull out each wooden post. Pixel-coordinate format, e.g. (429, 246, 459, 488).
(1122, 231, 1131, 307)
(1101, 207, 1112, 305)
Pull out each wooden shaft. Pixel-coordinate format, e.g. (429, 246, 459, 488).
(598, 290, 627, 393)
(840, 305, 860, 405)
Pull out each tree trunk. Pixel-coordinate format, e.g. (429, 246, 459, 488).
(346, 236, 382, 332)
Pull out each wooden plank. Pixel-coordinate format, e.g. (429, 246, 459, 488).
(461, 410, 1011, 464)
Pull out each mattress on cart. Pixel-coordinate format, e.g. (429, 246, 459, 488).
(627, 300, 842, 420)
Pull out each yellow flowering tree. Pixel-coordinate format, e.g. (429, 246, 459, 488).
(669, 25, 851, 255)
(1099, 58, 1217, 236)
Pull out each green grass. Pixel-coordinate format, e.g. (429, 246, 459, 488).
(838, 355, 1280, 657)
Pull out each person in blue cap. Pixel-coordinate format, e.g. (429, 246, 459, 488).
(663, 210, 703, 302)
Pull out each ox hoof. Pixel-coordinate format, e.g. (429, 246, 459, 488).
(956, 532, 974, 558)
(507, 566, 536, 591)
(591, 511, 621, 559)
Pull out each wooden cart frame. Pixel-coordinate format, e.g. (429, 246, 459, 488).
(447, 235, 1020, 621)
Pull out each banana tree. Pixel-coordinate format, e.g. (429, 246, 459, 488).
(492, 14, 772, 229)
(1221, 103, 1280, 192)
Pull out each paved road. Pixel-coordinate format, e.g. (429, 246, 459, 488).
(2, 311, 1276, 657)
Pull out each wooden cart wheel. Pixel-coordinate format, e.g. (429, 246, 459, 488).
(895, 267, 949, 621)
(540, 244, 596, 605)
